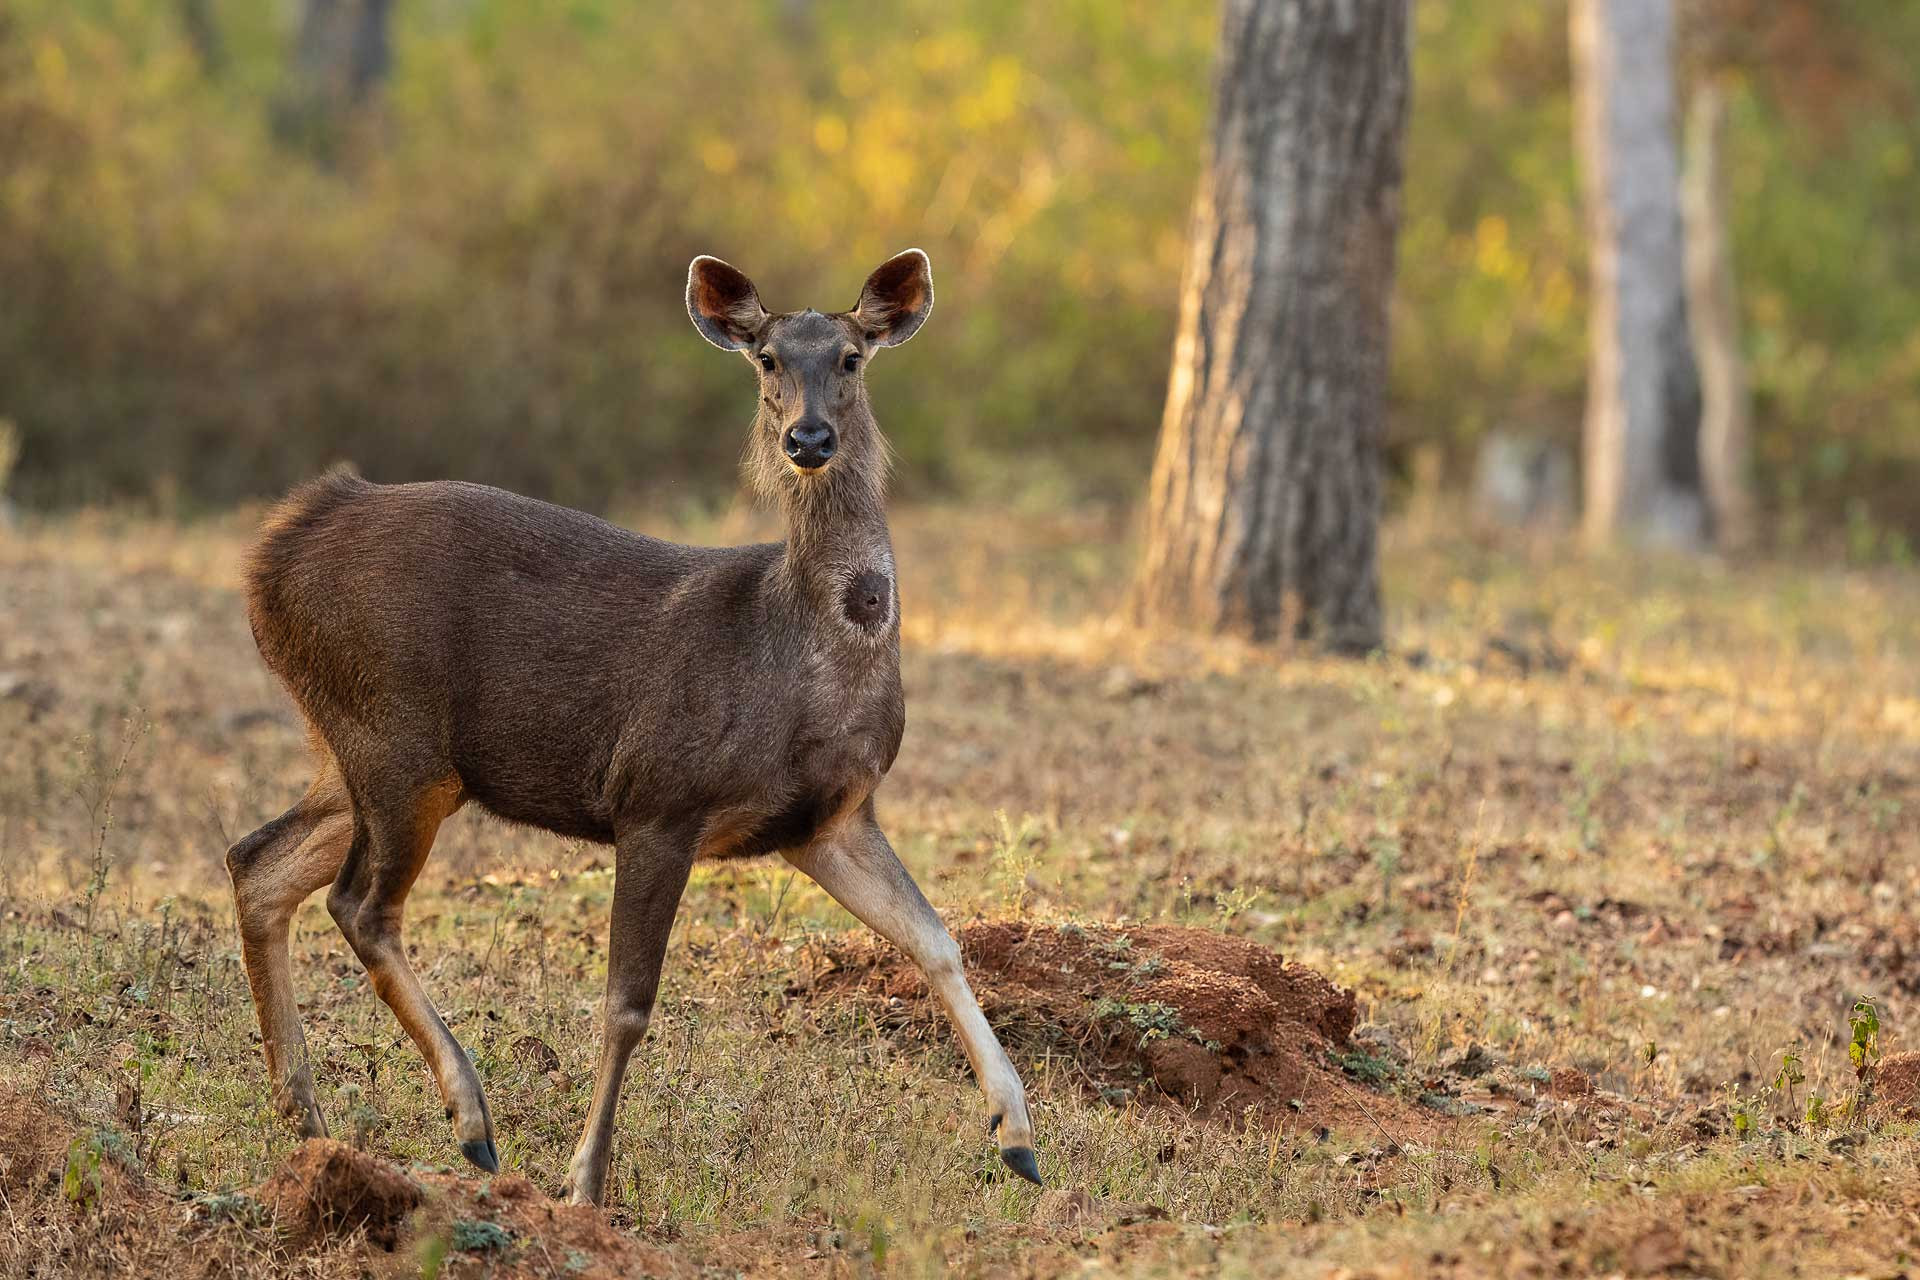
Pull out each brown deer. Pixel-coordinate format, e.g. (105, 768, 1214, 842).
(223, 250, 1040, 1204)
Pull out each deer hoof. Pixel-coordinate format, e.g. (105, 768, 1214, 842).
(460, 1137, 500, 1174)
(999, 1146, 1042, 1186)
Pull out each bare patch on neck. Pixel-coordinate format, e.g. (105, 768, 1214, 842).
(842, 570, 892, 631)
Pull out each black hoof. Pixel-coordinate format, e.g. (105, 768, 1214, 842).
(1000, 1146, 1042, 1187)
(460, 1137, 500, 1174)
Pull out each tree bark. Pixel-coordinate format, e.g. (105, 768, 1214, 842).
(1682, 78, 1755, 551)
(273, 0, 394, 160)
(1134, 0, 1409, 654)
(177, 0, 225, 78)
(1572, 0, 1707, 549)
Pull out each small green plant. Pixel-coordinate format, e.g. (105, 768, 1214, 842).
(1093, 997, 1192, 1044)
(990, 810, 1042, 915)
(1124, 955, 1167, 982)
(1369, 836, 1402, 911)
(1214, 884, 1265, 924)
(1805, 1094, 1829, 1129)
(1331, 1049, 1400, 1086)
(63, 1140, 105, 1211)
(74, 713, 151, 933)
(62, 1130, 135, 1212)
(193, 1191, 265, 1226)
(450, 1218, 513, 1253)
(1848, 997, 1881, 1077)
(1771, 1044, 1806, 1121)
(418, 1231, 450, 1280)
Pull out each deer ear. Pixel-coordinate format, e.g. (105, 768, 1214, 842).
(851, 249, 933, 348)
(687, 256, 770, 350)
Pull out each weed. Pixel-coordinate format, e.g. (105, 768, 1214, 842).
(1848, 997, 1881, 1078)
(1214, 885, 1265, 925)
(62, 1130, 136, 1211)
(1331, 1049, 1401, 1086)
(418, 1231, 450, 1280)
(1766, 1043, 1797, 1128)
(990, 810, 1042, 916)
(192, 1191, 265, 1226)
(450, 1218, 513, 1253)
(1093, 998, 1193, 1045)
(76, 714, 150, 933)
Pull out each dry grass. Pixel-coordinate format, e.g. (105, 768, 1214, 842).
(1, 501, 1918, 1277)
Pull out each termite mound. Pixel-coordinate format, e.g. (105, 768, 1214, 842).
(808, 919, 1431, 1138)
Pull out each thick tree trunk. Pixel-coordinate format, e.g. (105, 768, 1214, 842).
(1572, 0, 1707, 549)
(1683, 79, 1755, 551)
(273, 0, 393, 160)
(1134, 0, 1409, 654)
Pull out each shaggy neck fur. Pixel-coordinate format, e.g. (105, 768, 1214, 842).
(748, 403, 895, 632)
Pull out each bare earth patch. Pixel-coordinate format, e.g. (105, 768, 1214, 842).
(0, 1083, 702, 1278)
(810, 920, 1438, 1139)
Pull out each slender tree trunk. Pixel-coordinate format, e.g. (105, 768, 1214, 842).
(177, 0, 225, 77)
(1572, 0, 1707, 549)
(1683, 79, 1755, 551)
(1134, 0, 1410, 654)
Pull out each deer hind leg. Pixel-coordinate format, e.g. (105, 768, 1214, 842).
(324, 771, 496, 1170)
(226, 761, 353, 1138)
(785, 809, 1041, 1185)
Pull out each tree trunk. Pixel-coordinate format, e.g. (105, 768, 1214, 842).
(1134, 0, 1410, 654)
(177, 0, 225, 77)
(1572, 0, 1707, 550)
(1682, 78, 1755, 551)
(273, 0, 394, 161)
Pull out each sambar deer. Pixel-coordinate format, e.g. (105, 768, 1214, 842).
(223, 250, 1040, 1203)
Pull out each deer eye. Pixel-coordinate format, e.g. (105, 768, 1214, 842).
(757, 352, 776, 373)
(842, 352, 861, 374)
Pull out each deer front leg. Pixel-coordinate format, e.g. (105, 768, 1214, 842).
(786, 810, 1040, 1185)
(564, 821, 697, 1206)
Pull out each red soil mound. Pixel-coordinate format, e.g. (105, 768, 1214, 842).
(0, 1082, 695, 1278)
(810, 920, 1424, 1136)
(253, 1139, 422, 1248)
(1878, 1051, 1920, 1115)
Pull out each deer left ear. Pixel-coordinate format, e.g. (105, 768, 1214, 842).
(851, 249, 934, 348)
(687, 256, 770, 351)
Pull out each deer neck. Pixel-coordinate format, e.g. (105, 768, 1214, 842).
(772, 466, 896, 634)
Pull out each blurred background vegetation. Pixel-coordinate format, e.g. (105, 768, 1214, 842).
(1, 0, 1915, 543)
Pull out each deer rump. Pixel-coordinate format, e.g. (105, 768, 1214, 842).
(245, 468, 905, 854)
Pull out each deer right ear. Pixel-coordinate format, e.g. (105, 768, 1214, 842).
(686, 256, 770, 350)
(852, 249, 934, 348)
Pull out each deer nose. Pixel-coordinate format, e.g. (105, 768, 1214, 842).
(783, 419, 837, 470)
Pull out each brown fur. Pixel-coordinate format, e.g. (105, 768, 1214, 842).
(224, 250, 1041, 1203)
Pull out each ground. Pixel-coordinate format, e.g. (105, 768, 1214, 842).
(1, 500, 1917, 1278)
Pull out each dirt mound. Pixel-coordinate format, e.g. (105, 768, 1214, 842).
(253, 1140, 422, 1248)
(390, 1163, 692, 1279)
(810, 920, 1426, 1136)
(0, 1082, 181, 1278)
(237, 1139, 702, 1276)
(0, 1083, 698, 1278)
(0, 1081, 76, 1199)
(1878, 1051, 1920, 1115)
